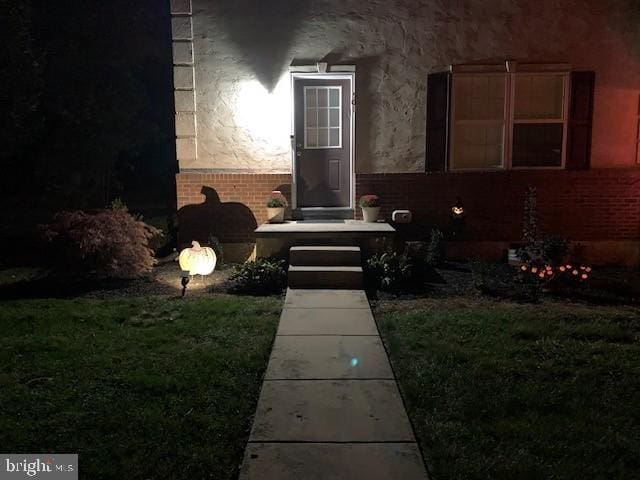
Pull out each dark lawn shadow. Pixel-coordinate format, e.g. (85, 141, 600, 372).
(0, 277, 133, 300)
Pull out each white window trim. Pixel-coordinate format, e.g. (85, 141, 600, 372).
(449, 66, 571, 172)
(303, 85, 343, 149)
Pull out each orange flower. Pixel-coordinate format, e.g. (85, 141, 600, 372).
(581, 274, 588, 280)
(559, 266, 566, 272)
(531, 267, 538, 273)
(572, 270, 578, 275)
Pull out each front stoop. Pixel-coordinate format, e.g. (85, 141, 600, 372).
(287, 245, 363, 289)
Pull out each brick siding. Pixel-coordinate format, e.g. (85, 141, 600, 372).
(176, 170, 640, 247)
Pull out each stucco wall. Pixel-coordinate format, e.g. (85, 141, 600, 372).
(182, 0, 640, 173)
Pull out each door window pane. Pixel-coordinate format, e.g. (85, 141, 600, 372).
(329, 89, 340, 107)
(306, 128, 317, 147)
(304, 86, 342, 148)
(318, 109, 328, 127)
(329, 128, 340, 146)
(318, 89, 328, 107)
(329, 108, 340, 127)
(317, 128, 328, 147)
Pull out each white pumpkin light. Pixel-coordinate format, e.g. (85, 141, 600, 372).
(179, 241, 217, 276)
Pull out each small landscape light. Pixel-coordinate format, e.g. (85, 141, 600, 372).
(181, 270, 190, 297)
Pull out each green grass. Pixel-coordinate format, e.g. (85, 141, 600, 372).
(0, 267, 47, 285)
(0, 295, 281, 479)
(376, 298, 640, 480)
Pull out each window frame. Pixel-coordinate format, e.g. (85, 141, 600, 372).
(303, 85, 343, 150)
(449, 72, 510, 172)
(448, 65, 570, 171)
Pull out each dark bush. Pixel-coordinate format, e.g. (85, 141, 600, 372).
(426, 228, 446, 267)
(207, 235, 224, 266)
(41, 207, 160, 278)
(366, 251, 417, 293)
(227, 258, 286, 295)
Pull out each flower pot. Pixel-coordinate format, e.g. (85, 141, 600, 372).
(362, 206, 381, 223)
(267, 207, 285, 223)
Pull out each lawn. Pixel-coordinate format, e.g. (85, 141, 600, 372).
(0, 295, 281, 480)
(376, 297, 640, 480)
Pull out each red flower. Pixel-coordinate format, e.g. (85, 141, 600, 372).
(359, 195, 380, 207)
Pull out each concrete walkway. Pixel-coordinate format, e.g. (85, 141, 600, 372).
(239, 289, 429, 479)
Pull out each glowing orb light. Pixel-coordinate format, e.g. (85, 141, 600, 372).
(179, 241, 217, 276)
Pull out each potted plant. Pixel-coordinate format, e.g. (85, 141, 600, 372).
(266, 190, 287, 223)
(359, 194, 381, 223)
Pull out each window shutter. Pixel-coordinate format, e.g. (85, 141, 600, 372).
(426, 71, 451, 172)
(566, 71, 595, 170)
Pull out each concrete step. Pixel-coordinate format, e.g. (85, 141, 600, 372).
(288, 265, 363, 289)
(290, 245, 361, 267)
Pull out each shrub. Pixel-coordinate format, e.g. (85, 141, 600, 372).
(267, 191, 288, 208)
(365, 251, 415, 293)
(41, 207, 159, 278)
(358, 195, 380, 208)
(426, 228, 446, 267)
(540, 235, 570, 265)
(207, 235, 224, 266)
(517, 186, 570, 266)
(227, 258, 286, 295)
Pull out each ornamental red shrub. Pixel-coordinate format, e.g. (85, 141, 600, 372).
(41, 207, 160, 278)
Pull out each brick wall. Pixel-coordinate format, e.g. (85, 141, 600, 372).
(176, 170, 640, 250)
(176, 172, 291, 245)
(356, 170, 640, 242)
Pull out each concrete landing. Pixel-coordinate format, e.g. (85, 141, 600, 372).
(239, 288, 429, 479)
(255, 220, 395, 237)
